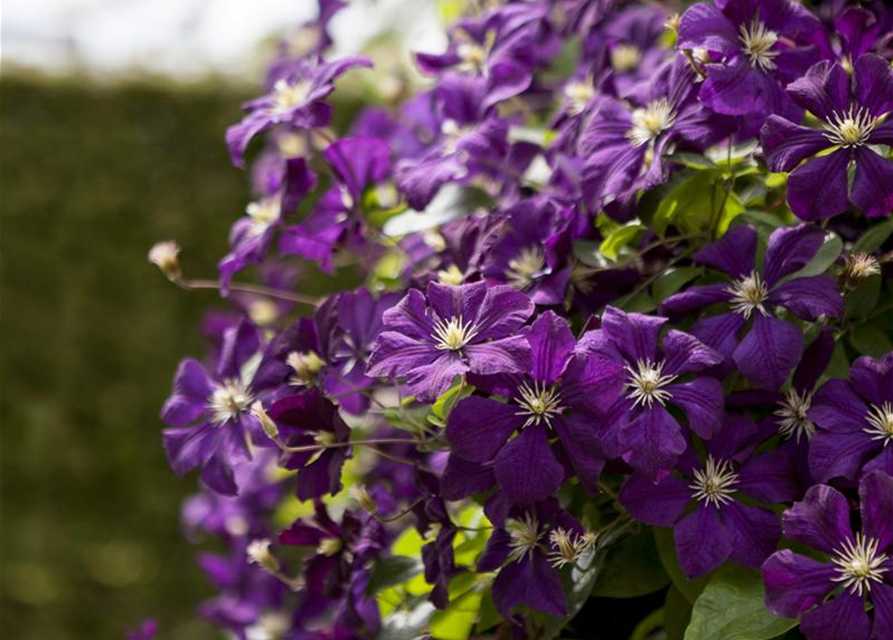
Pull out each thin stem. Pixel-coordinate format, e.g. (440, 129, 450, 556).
(272, 435, 424, 454)
(173, 276, 318, 305)
(373, 499, 423, 524)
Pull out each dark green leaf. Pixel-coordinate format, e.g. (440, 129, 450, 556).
(590, 530, 670, 598)
(653, 527, 709, 604)
(600, 223, 645, 261)
(664, 585, 693, 640)
(652, 267, 704, 303)
(629, 608, 665, 640)
(849, 323, 893, 357)
(854, 219, 893, 254)
(366, 555, 423, 596)
(846, 274, 881, 319)
(783, 233, 842, 281)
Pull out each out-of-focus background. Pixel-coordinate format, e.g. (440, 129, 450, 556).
(0, 2, 444, 638)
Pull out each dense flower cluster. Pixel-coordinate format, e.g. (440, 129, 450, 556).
(148, 1, 893, 639)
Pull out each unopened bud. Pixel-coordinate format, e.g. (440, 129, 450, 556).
(148, 241, 181, 281)
(247, 539, 281, 574)
(252, 402, 279, 440)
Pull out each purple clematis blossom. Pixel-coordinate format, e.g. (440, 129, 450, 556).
(621, 413, 797, 578)
(412, 469, 460, 610)
(581, 306, 725, 482)
(677, 0, 822, 122)
(661, 224, 844, 390)
(808, 351, 893, 483)
(762, 471, 893, 640)
(366, 281, 533, 402)
(761, 53, 893, 220)
(226, 55, 372, 168)
(445, 311, 623, 505)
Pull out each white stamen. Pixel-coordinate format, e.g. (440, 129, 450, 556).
(738, 18, 779, 72)
(831, 533, 889, 596)
(729, 271, 769, 318)
(864, 402, 893, 446)
(432, 316, 479, 351)
(548, 528, 597, 568)
(209, 379, 254, 425)
(624, 359, 677, 407)
(269, 78, 313, 116)
(506, 513, 542, 563)
(823, 106, 880, 148)
(506, 246, 546, 289)
(246, 197, 281, 236)
(515, 381, 564, 428)
(627, 98, 677, 147)
(564, 81, 595, 116)
(611, 44, 642, 72)
(775, 388, 816, 443)
(690, 456, 740, 508)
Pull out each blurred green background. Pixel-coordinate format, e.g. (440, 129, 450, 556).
(0, 73, 255, 639)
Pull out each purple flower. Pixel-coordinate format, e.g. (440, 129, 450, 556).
(412, 470, 460, 609)
(366, 281, 533, 402)
(125, 619, 158, 640)
(226, 55, 372, 168)
(621, 413, 796, 578)
(267, 388, 351, 500)
(162, 320, 281, 495)
(445, 311, 622, 505)
(762, 471, 893, 640)
(477, 498, 587, 618)
(677, 0, 822, 121)
(808, 352, 893, 483)
(661, 224, 844, 390)
(581, 306, 725, 482)
(761, 54, 893, 220)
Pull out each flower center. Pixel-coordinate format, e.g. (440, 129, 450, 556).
(249, 612, 291, 640)
(564, 81, 595, 116)
(209, 379, 254, 425)
(774, 388, 816, 443)
(455, 28, 496, 74)
(738, 18, 779, 72)
(863, 402, 893, 445)
(831, 533, 889, 596)
(432, 316, 479, 351)
(287, 350, 325, 385)
(506, 246, 547, 289)
(823, 106, 880, 148)
(506, 514, 542, 563)
(690, 456, 739, 508)
(611, 44, 642, 72)
(515, 381, 564, 428)
(729, 271, 769, 318)
(844, 253, 881, 284)
(624, 359, 677, 407)
(246, 197, 281, 236)
(316, 537, 343, 557)
(548, 527, 597, 568)
(269, 78, 312, 115)
(627, 98, 677, 147)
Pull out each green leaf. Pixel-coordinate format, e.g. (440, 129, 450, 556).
(600, 222, 645, 262)
(683, 564, 798, 640)
(783, 232, 842, 281)
(652, 267, 704, 303)
(673, 153, 716, 170)
(653, 171, 730, 238)
(591, 530, 670, 598)
(429, 377, 474, 427)
(846, 274, 882, 319)
(664, 585, 693, 640)
(366, 555, 423, 596)
(653, 527, 709, 604)
(573, 240, 609, 268)
(629, 608, 665, 640)
(541, 547, 599, 639)
(620, 291, 657, 313)
(849, 323, 893, 358)
(430, 584, 484, 640)
(854, 218, 893, 254)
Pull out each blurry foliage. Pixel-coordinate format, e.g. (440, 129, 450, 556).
(0, 73, 255, 639)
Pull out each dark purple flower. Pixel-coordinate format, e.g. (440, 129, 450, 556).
(621, 413, 796, 578)
(601, 3, 671, 97)
(412, 470, 460, 609)
(226, 55, 372, 168)
(366, 281, 533, 402)
(661, 224, 844, 390)
(808, 352, 893, 484)
(677, 0, 822, 121)
(125, 619, 158, 640)
(761, 54, 893, 220)
(267, 388, 351, 501)
(445, 311, 620, 505)
(762, 471, 893, 640)
(581, 306, 725, 482)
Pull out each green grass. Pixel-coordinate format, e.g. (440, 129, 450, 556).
(0, 74, 255, 639)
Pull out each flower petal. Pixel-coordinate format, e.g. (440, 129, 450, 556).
(473, 285, 535, 340)
(767, 275, 844, 320)
(853, 53, 893, 118)
(601, 306, 667, 364)
(440, 455, 496, 500)
(551, 414, 607, 494)
(800, 592, 871, 640)
(662, 329, 725, 376)
(762, 550, 837, 618)
(851, 147, 893, 219)
(872, 583, 893, 640)
(858, 469, 893, 551)
(783, 484, 854, 553)
(691, 311, 746, 361)
(675, 505, 732, 578)
(761, 115, 832, 173)
(693, 225, 756, 279)
(446, 396, 523, 464)
(786, 148, 850, 221)
(661, 284, 733, 320)
(724, 502, 780, 570)
(523, 311, 576, 384)
(465, 336, 532, 377)
(620, 404, 687, 483)
(494, 426, 565, 505)
(619, 473, 691, 527)
(734, 315, 803, 390)
(763, 223, 826, 286)
(809, 428, 879, 484)
(405, 352, 468, 402)
(786, 60, 850, 121)
(666, 378, 724, 440)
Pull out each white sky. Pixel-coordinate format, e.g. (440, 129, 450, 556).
(1, 0, 447, 80)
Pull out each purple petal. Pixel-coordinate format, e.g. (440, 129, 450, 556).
(163, 423, 217, 476)
(851, 147, 893, 219)
(768, 275, 844, 320)
(200, 452, 238, 496)
(786, 148, 850, 221)
(621, 405, 686, 483)
(675, 505, 733, 578)
(226, 112, 272, 169)
(381, 289, 435, 340)
(662, 329, 724, 376)
(853, 53, 893, 118)
(691, 311, 746, 361)
(761, 115, 832, 173)
(676, 3, 740, 55)
(666, 378, 724, 440)
(465, 336, 532, 377)
(699, 59, 779, 117)
(619, 473, 691, 527)
(560, 351, 626, 415)
(737, 450, 799, 504)
(810, 379, 869, 433)
(523, 311, 575, 384)
(873, 583, 893, 640)
(858, 470, 893, 551)
(762, 550, 837, 618)
(601, 306, 667, 364)
(693, 225, 756, 279)
(552, 414, 606, 495)
(446, 396, 522, 463)
(161, 358, 214, 426)
(763, 224, 826, 286)
(800, 592, 871, 640)
(492, 553, 566, 617)
(494, 426, 565, 505)
(440, 454, 496, 500)
(473, 284, 534, 340)
(426, 281, 488, 327)
(661, 284, 733, 320)
(733, 315, 803, 391)
(782, 484, 854, 554)
(786, 60, 850, 121)
(405, 352, 468, 402)
(477, 529, 511, 572)
(365, 332, 438, 379)
(849, 354, 893, 409)
(793, 328, 835, 392)
(724, 502, 780, 570)
(809, 428, 879, 484)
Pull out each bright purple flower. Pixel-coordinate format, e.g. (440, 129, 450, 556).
(761, 54, 893, 220)
(581, 306, 725, 482)
(226, 55, 372, 168)
(661, 224, 844, 390)
(621, 413, 796, 578)
(808, 352, 893, 483)
(162, 320, 283, 495)
(677, 0, 822, 121)
(445, 311, 622, 505)
(477, 498, 586, 618)
(267, 388, 351, 500)
(366, 281, 533, 402)
(601, 3, 671, 97)
(762, 471, 893, 640)
(580, 55, 733, 215)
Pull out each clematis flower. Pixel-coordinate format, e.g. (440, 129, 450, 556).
(761, 54, 893, 220)
(677, 0, 822, 122)
(661, 224, 844, 390)
(477, 498, 587, 618)
(581, 306, 725, 482)
(366, 281, 533, 402)
(267, 388, 351, 501)
(762, 471, 893, 640)
(445, 311, 623, 505)
(808, 352, 893, 483)
(601, 3, 671, 97)
(412, 469, 459, 609)
(226, 55, 372, 168)
(162, 320, 286, 495)
(621, 413, 797, 578)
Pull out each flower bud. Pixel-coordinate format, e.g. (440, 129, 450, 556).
(252, 402, 279, 440)
(148, 241, 181, 281)
(351, 485, 378, 514)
